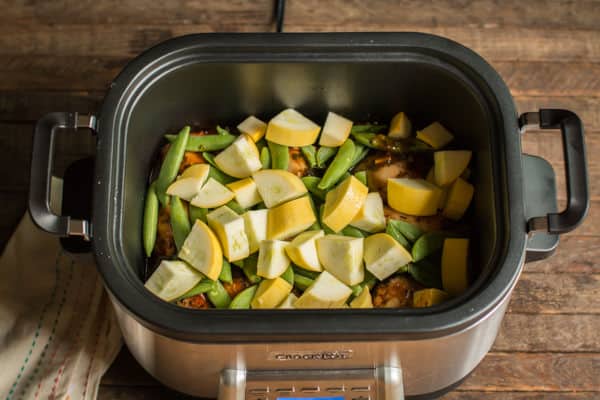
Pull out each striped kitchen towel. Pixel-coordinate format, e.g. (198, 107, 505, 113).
(0, 209, 122, 398)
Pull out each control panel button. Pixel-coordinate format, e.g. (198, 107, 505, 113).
(351, 386, 371, 392)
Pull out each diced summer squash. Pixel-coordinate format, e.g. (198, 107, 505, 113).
(179, 163, 210, 180)
(387, 178, 443, 216)
(413, 288, 449, 307)
(207, 206, 250, 263)
(316, 235, 364, 286)
(350, 192, 386, 232)
(178, 220, 223, 280)
(267, 196, 316, 240)
(442, 177, 474, 220)
(434, 150, 472, 186)
(285, 230, 324, 272)
(363, 233, 413, 280)
(252, 169, 308, 208)
(350, 287, 373, 308)
(214, 134, 262, 178)
(251, 277, 293, 309)
(257, 240, 291, 279)
(190, 177, 235, 208)
(144, 260, 204, 302)
(166, 177, 205, 201)
(416, 122, 454, 149)
(237, 115, 267, 142)
(319, 111, 353, 147)
(388, 112, 412, 139)
(441, 238, 469, 296)
(322, 175, 369, 232)
(242, 209, 268, 254)
(294, 271, 352, 309)
(226, 178, 262, 209)
(265, 109, 321, 147)
(278, 292, 298, 309)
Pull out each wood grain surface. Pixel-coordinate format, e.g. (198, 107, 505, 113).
(0, 0, 598, 399)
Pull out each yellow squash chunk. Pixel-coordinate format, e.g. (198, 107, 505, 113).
(237, 115, 267, 142)
(190, 177, 235, 208)
(294, 271, 352, 309)
(416, 122, 454, 149)
(179, 163, 210, 180)
(316, 235, 364, 286)
(226, 178, 262, 209)
(178, 220, 223, 281)
(388, 112, 412, 139)
(278, 292, 298, 309)
(425, 167, 449, 209)
(144, 260, 204, 302)
(387, 178, 442, 216)
(257, 240, 291, 279)
(442, 238, 469, 296)
(442, 177, 474, 220)
(166, 177, 206, 201)
(207, 206, 250, 262)
(265, 108, 321, 147)
(434, 150, 472, 186)
(252, 169, 308, 208)
(350, 192, 386, 232)
(214, 134, 262, 178)
(350, 288, 373, 308)
(413, 288, 449, 308)
(322, 175, 368, 232)
(267, 196, 316, 240)
(251, 277, 293, 309)
(285, 230, 324, 272)
(363, 233, 413, 280)
(242, 209, 268, 254)
(319, 111, 353, 147)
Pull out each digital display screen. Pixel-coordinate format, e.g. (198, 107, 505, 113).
(276, 398, 344, 400)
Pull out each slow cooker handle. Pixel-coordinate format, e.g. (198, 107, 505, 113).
(28, 112, 96, 240)
(519, 109, 589, 234)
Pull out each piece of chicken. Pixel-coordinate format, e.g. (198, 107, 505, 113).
(372, 275, 422, 308)
(177, 293, 211, 309)
(384, 206, 445, 233)
(222, 275, 251, 299)
(288, 147, 309, 177)
(154, 206, 176, 258)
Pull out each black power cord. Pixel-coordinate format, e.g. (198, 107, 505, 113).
(275, 0, 286, 32)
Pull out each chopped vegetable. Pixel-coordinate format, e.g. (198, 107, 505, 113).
(207, 279, 232, 308)
(178, 220, 223, 280)
(319, 139, 356, 190)
(229, 285, 258, 309)
(322, 175, 368, 232)
(252, 169, 307, 208)
(207, 206, 250, 263)
(257, 240, 291, 279)
(285, 230, 324, 272)
(300, 145, 317, 168)
(219, 259, 233, 283)
(215, 134, 262, 178)
(238, 116, 267, 142)
(267, 196, 317, 240)
(387, 178, 443, 217)
(156, 126, 190, 205)
(251, 277, 293, 309)
(316, 235, 364, 286)
(319, 111, 353, 147)
(350, 192, 386, 233)
(350, 287, 373, 308)
(142, 181, 159, 257)
(226, 178, 262, 209)
(411, 232, 445, 262)
(416, 122, 454, 149)
(316, 146, 337, 168)
(170, 195, 191, 251)
(145, 260, 203, 302)
(442, 177, 474, 220)
(265, 108, 321, 147)
(413, 288, 449, 308)
(388, 112, 412, 139)
(190, 177, 235, 208)
(165, 131, 236, 152)
(363, 233, 412, 281)
(268, 141, 289, 170)
(294, 271, 352, 308)
(260, 146, 271, 169)
(434, 150, 472, 186)
(441, 238, 469, 296)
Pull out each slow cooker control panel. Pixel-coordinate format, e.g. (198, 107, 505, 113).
(219, 367, 403, 400)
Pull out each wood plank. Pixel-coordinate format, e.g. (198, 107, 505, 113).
(494, 314, 600, 352)
(509, 273, 600, 314)
(2, 56, 600, 96)
(0, 91, 102, 122)
(525, 236, 600, 274)
(462, 352, 600, 391)
(1, 25, 599, 63)
(443, 392, 600, 399)
(2, 0, 598, 31)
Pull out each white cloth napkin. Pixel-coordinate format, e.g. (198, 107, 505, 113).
(0, 182, 122, 399)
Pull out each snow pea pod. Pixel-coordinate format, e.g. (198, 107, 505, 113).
(206, 164, 236, 184)
(318, 139, 355, 190)
(301, 176, 326, 201)
(229, 285, 258, 309)
(207, 280, 232, 308)
(242, 253, 262, 284)
(294, 274, 314, 291)
(156, 126, 190, 205)
(219, 258, 233, 283)
(341, 225, 366, 238)
(260, 146, 271, 169)
(165, 132, 235, 152)
(170, 195, 191, 252)
(354, 170, 367, 186)
(225, 200, 245, 215)
(386, 221, 410, 248)
(281, 266, 294, 285)
(189, 205, 208, 224)
(300, 145, 317, 168)
(412, 232, 445, 262)
(351, 124, 387, 134)
(292, 265, 320, 280)
(177, 279, 215, 301)
(268, 141, 289, 170)
(142, 181, 159, 257)
(349, 144, 369, 169)
(316, 146, 337, 168)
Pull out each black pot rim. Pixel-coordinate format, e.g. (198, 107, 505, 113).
(93, 32, 526, 342)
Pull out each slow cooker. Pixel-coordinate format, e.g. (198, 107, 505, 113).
(28, 33, 589, 399)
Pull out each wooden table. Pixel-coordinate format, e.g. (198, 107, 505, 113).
(1, 1, 598, 398)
